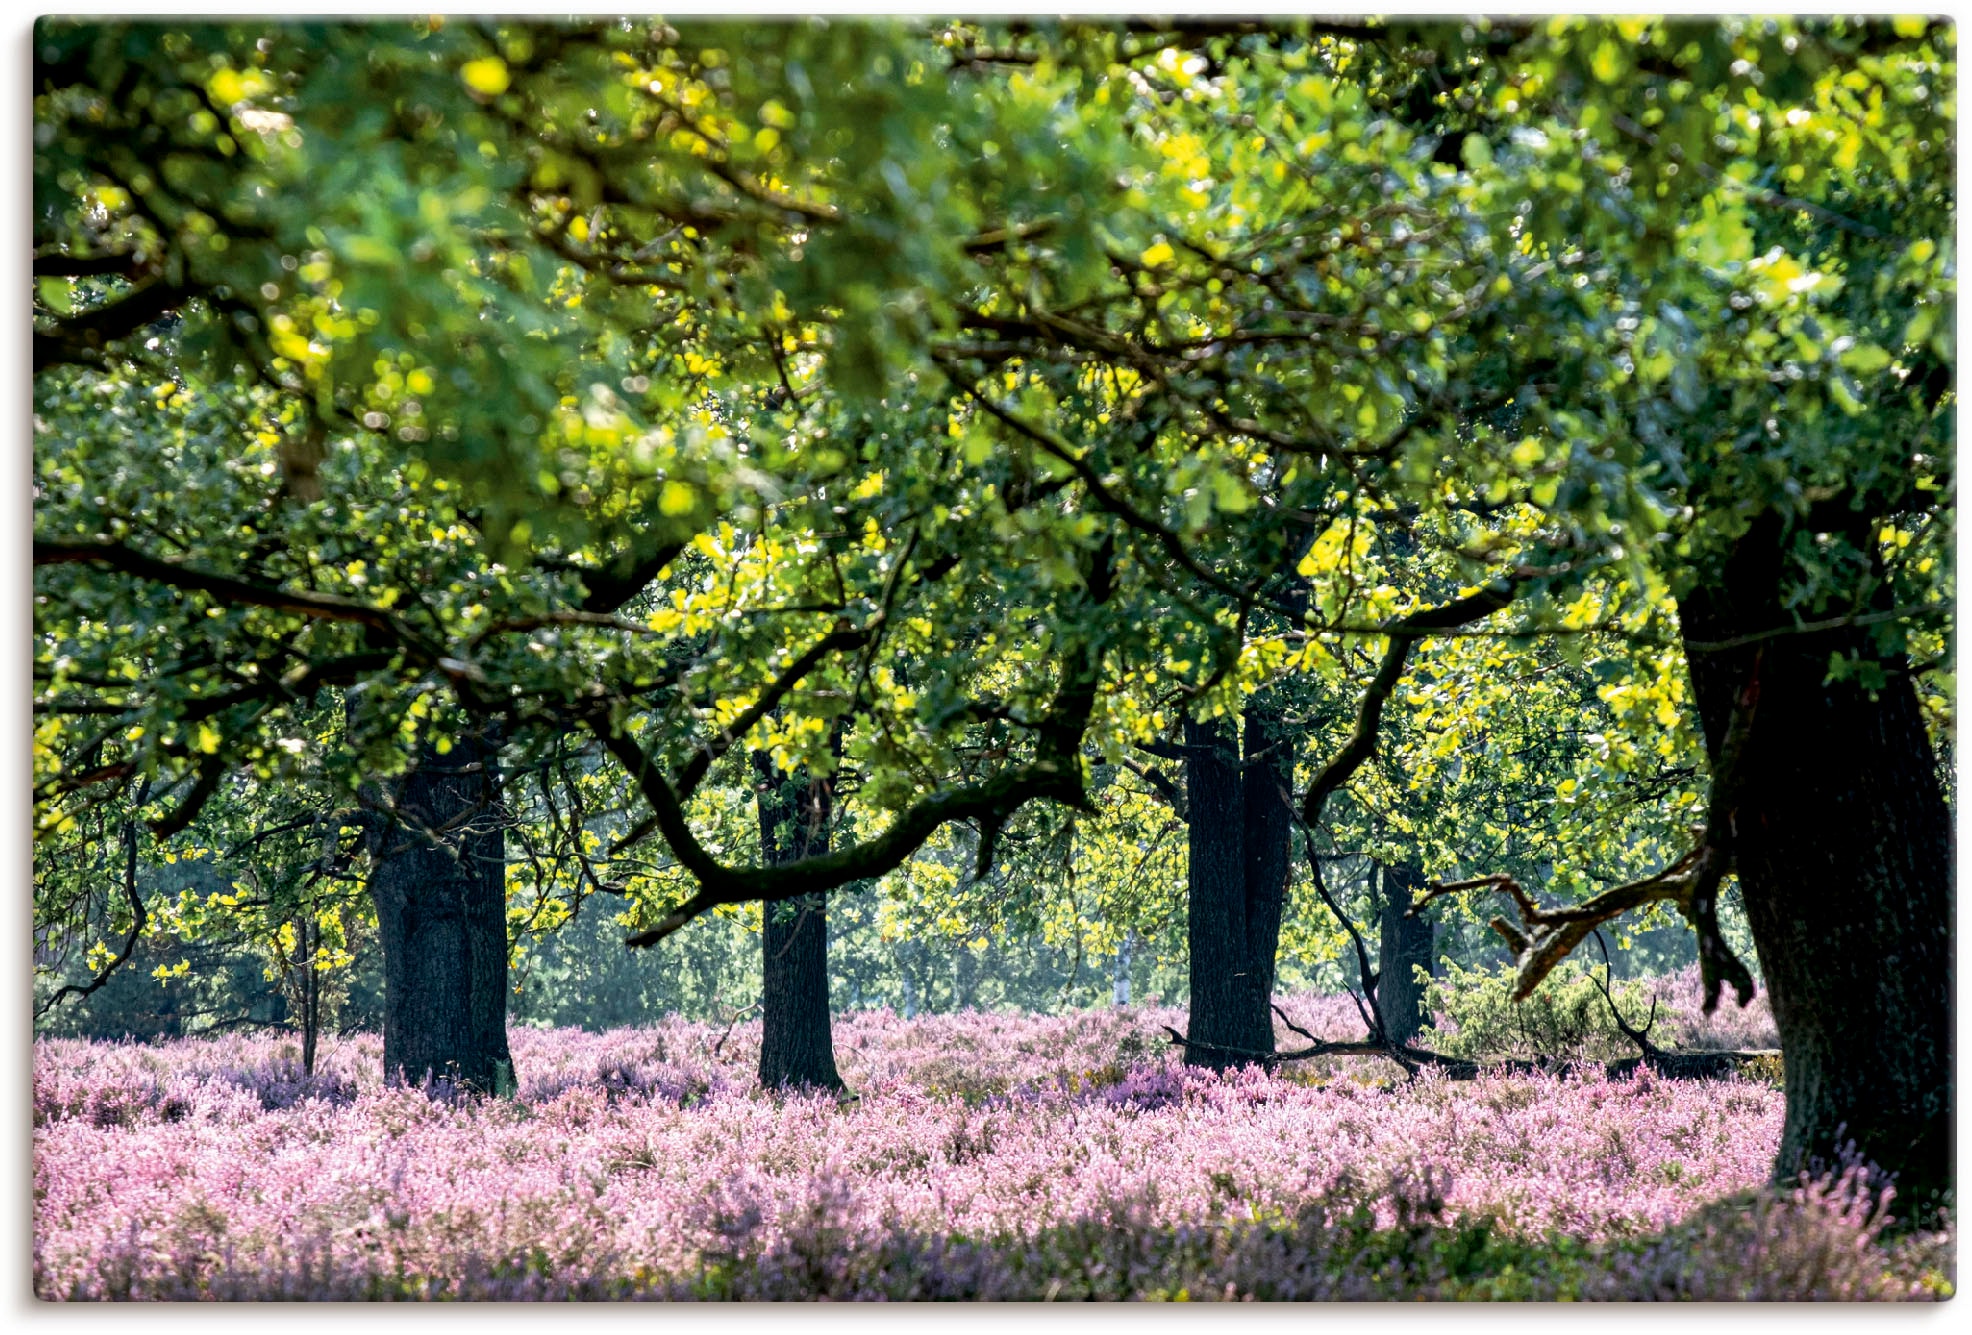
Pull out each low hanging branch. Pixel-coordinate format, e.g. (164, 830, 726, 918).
(1411, 842, 1755, 1014)
(1411, 656, 1766, 1014)
(600, 664, 1098, 946)
(604, 538, 1116, 947)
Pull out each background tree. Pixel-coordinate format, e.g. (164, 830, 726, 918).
(751, 742, 845, 1092)
(363, 728, 513, 1092)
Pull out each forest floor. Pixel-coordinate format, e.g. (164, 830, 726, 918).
(34, 979, 1953, 1300)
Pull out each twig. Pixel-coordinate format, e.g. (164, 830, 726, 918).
(38, 778, 153, 1016)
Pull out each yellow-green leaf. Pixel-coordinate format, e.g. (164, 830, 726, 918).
(461, 58, 510, 97)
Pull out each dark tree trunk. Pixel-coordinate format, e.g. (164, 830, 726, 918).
(366, 729, 513, 1094)
(1184, 705, 1295, 1070)
(1376, 861, 1434, 1046)
(299, 913, 321, 1077)
(1680, 514, 1953, 1217)
(1242, 703, 1294, 1005)
(752, 751, 845, 1092)
(1185, 715, 1255, 1067)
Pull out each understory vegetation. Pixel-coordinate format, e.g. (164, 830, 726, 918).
(31, 990, 1950, 1302)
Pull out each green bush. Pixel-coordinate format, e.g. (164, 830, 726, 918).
(1425, 959, 1655, 1065)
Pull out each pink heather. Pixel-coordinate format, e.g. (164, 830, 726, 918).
(33, 986, 1944, 1300)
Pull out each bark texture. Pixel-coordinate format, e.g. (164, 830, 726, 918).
(1183, 705, 1295, 1069)
(1680, 514, 1953, 1216)
(366, 730, 513, 1093)
(1377, 861, 1435, 1047)
(752, 752, 845, 1092)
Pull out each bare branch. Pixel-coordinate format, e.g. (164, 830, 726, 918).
(1591, 930, 1662, 1059)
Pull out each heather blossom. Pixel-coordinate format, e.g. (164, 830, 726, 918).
(33, 988, 1947, 1301)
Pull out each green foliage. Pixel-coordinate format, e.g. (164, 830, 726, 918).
(510, 883, 1179, 1031)
(33, 17, 1953, 1026)
(1426, 959, 1656, 1064)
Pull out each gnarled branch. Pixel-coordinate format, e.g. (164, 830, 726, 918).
(604, 538, 1115, 946)
(1301, 578, 1522, 829)
(1414, 647, 1761, 1011)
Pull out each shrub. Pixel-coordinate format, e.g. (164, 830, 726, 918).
(1425, 959, 1655, 1065)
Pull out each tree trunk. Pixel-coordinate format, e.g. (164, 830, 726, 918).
(1680, 515, 1953, 1217)
(1376, 861, 1434, 1047)
(1183, 705, 1295, 1070)
(1112, 929, 1135, 1007)
(955, 945, 978, 1010)
(752, 751, 845, 1092)
(366, 729, 513, 1094)
(1242, 703, 1294, 1010)
(299, 914, 321, 1077)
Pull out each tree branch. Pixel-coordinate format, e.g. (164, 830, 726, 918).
(38, 779, 152, 1016)
(601, 722, 1089, 946)
(1301, 579, 1522, 829)
(673, 621, 873, 801)
(935, 358, 1311, 621)
(603, 539, 1115, 945)
(34, 250, 150, 279)
(575, 538, 688, 614)
(148, 752, 228, 840)
(34, 280, 196, 370)
(35, 538, 433, 654)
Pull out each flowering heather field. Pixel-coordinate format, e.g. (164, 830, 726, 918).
(34, 977, 1950, 1301)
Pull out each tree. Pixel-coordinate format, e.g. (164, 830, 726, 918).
(34, 17, 1954, 1213)
(1392, 19, 1955, 1211)
(1678, 517, 1952, 1210)
(364, 727, 514, 1092)
(928, 16, 1955, 1209)
(1176, 705, 1294, 1070)
(32, 18, 1148, 1082)
(1375, 862, 1434, 1047)
(751, 747, 845, 1092)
